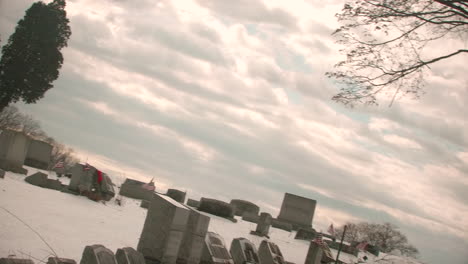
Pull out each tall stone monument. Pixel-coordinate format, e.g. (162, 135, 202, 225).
(137, 193, 190, 264)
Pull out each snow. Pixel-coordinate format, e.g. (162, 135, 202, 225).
(0, 169, 423, 264)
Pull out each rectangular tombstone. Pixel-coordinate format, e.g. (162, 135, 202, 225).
(258, 240, 285, 264)
(255, 213, 272, 236)
(186, 199, 200, 208)
(25, 140, 52, 170)
(0, 259, 34, 264)
(277, 193, 316, 230)
(304, 242, 322, 264)
(137, 193, 190, 264)
(47, 258, 76, 264)
(116, 247, 146, 264)
(120, 178, 153, 200)
(0, 169, 5, 178)
(229, 238, 260, 264)
(80, 245, 117, 264)
(0, 129, 30, 174)
(177, 209, 210, 264)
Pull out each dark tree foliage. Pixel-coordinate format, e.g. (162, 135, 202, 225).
(0, 0, 71, 111)
(327, 0, 468, 106)
(335, 222, 419, 257)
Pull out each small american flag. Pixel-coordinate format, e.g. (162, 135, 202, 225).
(313, 233, 324, 245)
(53, 161, 64, 169)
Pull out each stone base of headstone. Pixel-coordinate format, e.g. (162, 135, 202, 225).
(271, 219, 292, 232)
(294, 228, 316, 241)
(61, 187, 80, 195)
(0, 259, 34, 264)
(47, 257, 77, 264)
(115, 247, 146, 264)
(0, 169, 5, 179)
(80, 244, 117, 264)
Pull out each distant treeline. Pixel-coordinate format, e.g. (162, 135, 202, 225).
(0, 105, 78, 169)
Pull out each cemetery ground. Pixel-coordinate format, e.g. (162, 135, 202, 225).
(0, 167, 422, 264)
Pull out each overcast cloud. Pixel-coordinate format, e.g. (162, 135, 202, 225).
(0, 0, 467, 263)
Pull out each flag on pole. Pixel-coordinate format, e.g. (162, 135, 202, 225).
(327, 223, 336, 237)
(53, 161, 64, 169)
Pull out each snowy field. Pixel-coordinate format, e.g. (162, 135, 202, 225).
(0, 168, 422, 264)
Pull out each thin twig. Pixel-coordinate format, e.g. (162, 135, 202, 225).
(1, 206, 58, 257)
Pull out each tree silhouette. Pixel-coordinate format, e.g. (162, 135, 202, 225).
(0, 0, 71, 111)
(327, 0, 468, 106)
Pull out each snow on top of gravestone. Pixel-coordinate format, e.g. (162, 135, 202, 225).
(156, 192, 187, 208)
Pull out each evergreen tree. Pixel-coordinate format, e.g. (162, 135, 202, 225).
(0, 0, 71, 111)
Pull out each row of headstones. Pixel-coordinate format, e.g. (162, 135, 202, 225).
(138, 193, 327, 264)
(0, 246, 143, 264)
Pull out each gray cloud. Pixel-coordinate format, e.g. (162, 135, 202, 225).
(196, 0, 298, 30)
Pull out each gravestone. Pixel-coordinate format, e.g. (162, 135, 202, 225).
(167, 189, 186, 204)
(250, 213, 271, 237)
(119, 178, 154, 200)
(80, 245, 117, 264)
(25, 139, 52, 170)
(258, 240, 285, 264)
(0, 129, 30, 174)
(0, 169, 5, 179)
(229, 238, 260, 264)
(0, 259, 34, 264)
(177, 209, 210, 264)
(277, 193, 316, 230)
(115, 247, 145, 264)
(304, 242, 322, 264)
(198, 198, 234, 219)
(200, 232, 234, 264)
(230, 199, 259, 216)
(137, 193, 190, 264)
(47, 258, 76, 264)
(241, 212, 259, 224)
(186, 199, 200, 208)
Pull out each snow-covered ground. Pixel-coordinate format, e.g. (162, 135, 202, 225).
(0, 169, 423, 264)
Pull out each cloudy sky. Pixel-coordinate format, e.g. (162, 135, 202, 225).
(1, 0, 467, 263)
